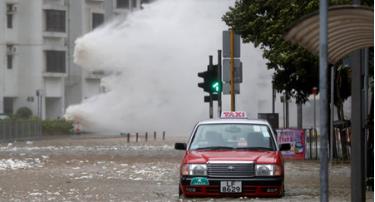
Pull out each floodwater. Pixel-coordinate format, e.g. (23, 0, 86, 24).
(0, 135, 372, 202)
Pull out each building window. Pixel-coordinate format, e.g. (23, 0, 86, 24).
(117, 0, 129, 8)
(6, 45, 15, 69)
(141, 0, 153, 4)
(7, 14, 13, 28)
(45, 50, 66, 73)
(45, 10, 66, 32)
(6, 4, 16, 28)
(3, 97, 13, 115)
(7, 55, 13, 69)
(92, 13, 104, 29)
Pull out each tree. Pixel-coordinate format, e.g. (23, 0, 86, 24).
(222, 0, 373, 106)
(15, 107, 33, 119)
(334, 64, 351, 120)
(223, 0, 318, 103)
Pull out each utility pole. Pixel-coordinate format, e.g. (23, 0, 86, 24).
(319, 0, 329, 201)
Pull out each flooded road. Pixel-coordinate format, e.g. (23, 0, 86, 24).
(0, 134, 372, 201)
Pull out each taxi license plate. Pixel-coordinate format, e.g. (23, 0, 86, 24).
(220, 181, 242, 193)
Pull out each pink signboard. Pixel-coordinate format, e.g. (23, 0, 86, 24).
(276, 129, 305, 160)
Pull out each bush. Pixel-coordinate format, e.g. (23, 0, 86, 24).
(15, 107, 33, 119)
(42, 119, 73, 135)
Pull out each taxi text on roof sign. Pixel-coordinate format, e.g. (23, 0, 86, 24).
(220, 111, 247, 119)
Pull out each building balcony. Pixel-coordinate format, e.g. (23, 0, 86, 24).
(43, 31, 67, 39)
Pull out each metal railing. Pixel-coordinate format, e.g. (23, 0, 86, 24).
(304, 128, 319, 160)
(304, 128, 351, 160)
(0, 119, 42, 142)
(120, 131, 166, 142)
(333, 127, 351, 160)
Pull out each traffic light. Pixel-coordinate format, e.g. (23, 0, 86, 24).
(198, 64, 222, 95)
(197, 71, 210, 93)
(208, 65, 222, 95)
(199, 53, 223, 118)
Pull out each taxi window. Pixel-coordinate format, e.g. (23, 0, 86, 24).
(189, 123, 276, 151)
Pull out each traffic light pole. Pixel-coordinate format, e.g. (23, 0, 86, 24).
(218, 50, 222, 117)
(209, 94, 213, 119)
(209, 55, 214, 119)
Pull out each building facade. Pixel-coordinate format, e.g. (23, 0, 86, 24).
(0, 0, 147, 119)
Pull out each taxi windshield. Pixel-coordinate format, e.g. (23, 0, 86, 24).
(189, 123, 276, 151)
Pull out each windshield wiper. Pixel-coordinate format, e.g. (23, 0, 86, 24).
(194, 146, 235, 150)
(236, 147, 273, 151)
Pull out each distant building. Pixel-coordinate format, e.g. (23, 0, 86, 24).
(0, 0, 150, 119)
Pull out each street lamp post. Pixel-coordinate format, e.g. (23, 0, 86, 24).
(319, 0, 329, 200)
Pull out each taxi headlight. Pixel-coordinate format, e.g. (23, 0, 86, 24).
(255, 164, 281, 176)
(181, 164, 207, 176)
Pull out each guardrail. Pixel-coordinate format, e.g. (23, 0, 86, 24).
(0, 119, 42, 142)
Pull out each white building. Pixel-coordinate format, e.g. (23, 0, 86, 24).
(0, 0, 149, 119)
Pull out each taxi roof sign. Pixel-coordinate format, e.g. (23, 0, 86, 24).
(220, 111, 247, 119)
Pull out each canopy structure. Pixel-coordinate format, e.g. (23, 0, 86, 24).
(284, 5, 373, 64)
(284, 5, 374, 201)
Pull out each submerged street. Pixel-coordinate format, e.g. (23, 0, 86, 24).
(0, 135, 372, 202)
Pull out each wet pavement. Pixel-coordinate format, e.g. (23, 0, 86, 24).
(0, 134, 372, 202)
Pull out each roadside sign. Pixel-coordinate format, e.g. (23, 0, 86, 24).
(276, 129, 305, 160)
(223, 59, 242, 83)
(222, 30, 242, 111)
(222, 83, 240, 94)
(222, 31, 241, 58)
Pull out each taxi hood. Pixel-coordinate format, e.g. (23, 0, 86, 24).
(184, 150, 280, 164)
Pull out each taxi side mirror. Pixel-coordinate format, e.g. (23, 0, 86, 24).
(175, 143, 187, 150)
(279, 143, 291, 151)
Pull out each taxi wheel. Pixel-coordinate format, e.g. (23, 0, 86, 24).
(280, 185, 285, 197)
(178, 186, 182, 197)
(178, 186, 187, 199)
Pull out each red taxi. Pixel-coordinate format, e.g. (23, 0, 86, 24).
(175, 111, 290, 198)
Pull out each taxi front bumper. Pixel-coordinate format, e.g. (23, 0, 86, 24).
(180, 176, 284, 197)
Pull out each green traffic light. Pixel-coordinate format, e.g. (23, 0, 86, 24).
(210, 81, 222, 94)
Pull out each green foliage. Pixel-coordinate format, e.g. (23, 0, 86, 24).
(334, 65, 351, 106)
(42, 119, 73, 135)
(15, 107, 33, 119)
(223, 0, 373, 103)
